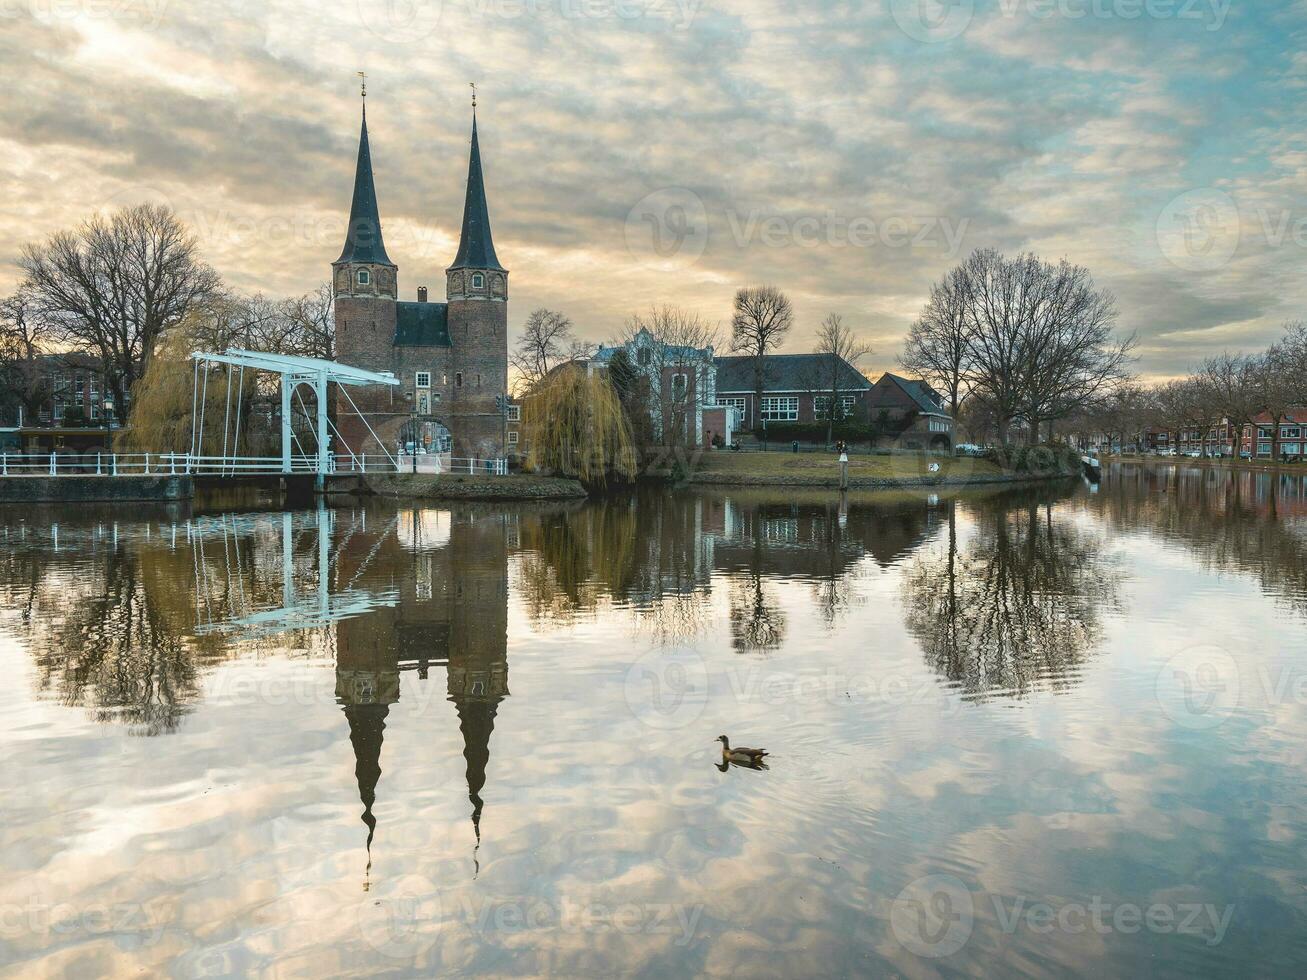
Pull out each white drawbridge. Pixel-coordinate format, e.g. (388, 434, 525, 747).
(188, 349, 399, 480)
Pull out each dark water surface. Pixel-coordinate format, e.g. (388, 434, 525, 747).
(1, 462, 1306, 977)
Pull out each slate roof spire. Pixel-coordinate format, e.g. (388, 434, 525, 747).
(449, 96, 505, 272)
(336, 83, 394, 267)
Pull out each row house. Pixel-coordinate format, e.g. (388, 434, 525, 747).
(1158, 410, 1307, 459)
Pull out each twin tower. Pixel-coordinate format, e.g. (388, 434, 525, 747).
(332, 95, 508, 460)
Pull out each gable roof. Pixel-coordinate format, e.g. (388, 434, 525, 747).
(394, 302, 451, 347)
(878, 373, 948, 416)
(715, 353, 872, 394)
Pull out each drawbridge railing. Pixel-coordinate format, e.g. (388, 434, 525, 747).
(0, 452, 509, 478)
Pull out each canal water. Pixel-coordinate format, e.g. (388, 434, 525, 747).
(1, 462, 1305, 977)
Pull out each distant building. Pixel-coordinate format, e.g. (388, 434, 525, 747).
(713, 353, 874, 430)
(589, 328, 720, 447)
(865, 373, 954, 449)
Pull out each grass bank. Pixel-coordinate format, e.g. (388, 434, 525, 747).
(682, 449, 1079, 489)
(357, 472, 587, 501)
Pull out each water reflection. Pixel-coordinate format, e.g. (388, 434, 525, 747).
(6, 480, 1307, 974)
(902, 487, 1125, 699)
(1093, 461, 1307, 611)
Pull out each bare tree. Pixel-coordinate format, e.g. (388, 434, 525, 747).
(1016, 259, 1133, 443)
(19, 204, 221, 418)
(954, 249, 1034, 444)
(900, 265, 971, 421)
(510, 309, 592, 394)
(1195, 352, 1261, 456)
(730, 285, 793, 429)
(812, 313, 872, 447)
(621, 305, 719, 447)
(0, 289, 54, 424)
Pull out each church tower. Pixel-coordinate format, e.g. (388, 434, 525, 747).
(445, 102, 509, 458)
(332, 91, 399, 381)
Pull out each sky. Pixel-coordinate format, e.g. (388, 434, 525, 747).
(1, 0, 1305, 379)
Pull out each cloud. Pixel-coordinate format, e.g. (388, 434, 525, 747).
(0, 0, 1301, 372)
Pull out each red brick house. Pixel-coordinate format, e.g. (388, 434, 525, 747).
(865, 373, 955, 449)
(712, 353, 874, 430)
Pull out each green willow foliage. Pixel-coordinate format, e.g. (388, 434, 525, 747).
(521, 364, 637, 486)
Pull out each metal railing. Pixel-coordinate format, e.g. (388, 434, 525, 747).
(0, 452, 509, 478)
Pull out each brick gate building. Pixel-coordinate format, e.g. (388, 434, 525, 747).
(332, 94, 509, 460)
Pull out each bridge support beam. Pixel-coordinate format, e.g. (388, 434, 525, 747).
(281, 381, 292, 475)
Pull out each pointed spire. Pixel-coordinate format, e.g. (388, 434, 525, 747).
(337, 82, 394, 267)
(344, 702, 389, 889)
(449, 96, 505, 272)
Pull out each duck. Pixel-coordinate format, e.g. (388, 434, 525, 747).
(718, 735, 768, 767)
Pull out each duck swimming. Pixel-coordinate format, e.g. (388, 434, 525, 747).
(718, 735, 768, 767)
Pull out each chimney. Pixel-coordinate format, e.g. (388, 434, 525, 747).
(417, 286, 428, 303)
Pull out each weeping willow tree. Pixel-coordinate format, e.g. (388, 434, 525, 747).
(115, 327, 290, 456)
(521, 364, 636, 486)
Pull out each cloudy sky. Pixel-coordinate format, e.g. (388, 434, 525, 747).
(1, 0, 1304, 377)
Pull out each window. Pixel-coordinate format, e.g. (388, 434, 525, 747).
(760, 396, 799, 422)
(455, 372, 463, 388)
(720, 396, 748, 422)
(1283, 427, 1301, 439)
(90, 404, 100, 420)
(638, 348, 652, 367)
(472, 273, 485, 289)
(1259, 442, 1272, 455)
(476, 373, 482, 387)
(357, 269, 370, 285)
(415, 371, 431, 389)
(671, 373, 687, 396)
(507, 431, 519, 445)
(506, 405, 521, 422)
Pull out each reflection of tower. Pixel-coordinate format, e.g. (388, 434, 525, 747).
(446, 514, 510, 875)
(335, 633, 401, 890)
(332, 504, 510, 884)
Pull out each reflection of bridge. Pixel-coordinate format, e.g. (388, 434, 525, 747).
(189, 507, 400, 638)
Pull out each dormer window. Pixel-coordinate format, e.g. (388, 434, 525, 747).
(357, 269, 371, 285)
(472, 273, 485, 289)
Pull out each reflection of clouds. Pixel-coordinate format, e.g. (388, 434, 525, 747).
(7, 483, 1307, 974)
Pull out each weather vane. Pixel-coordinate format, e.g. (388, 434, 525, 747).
(358, 71, 367, 100)
(470, 81, 477, 110)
